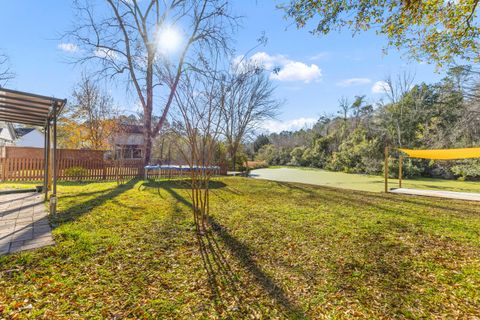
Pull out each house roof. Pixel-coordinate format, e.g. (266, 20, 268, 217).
(15, 127, 36, 138)
(119, 124, 143, 134)
(0, 88, 66, 127)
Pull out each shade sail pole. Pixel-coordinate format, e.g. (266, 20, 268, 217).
(399, 155, 403, 189)
(384, 146, 389, 193)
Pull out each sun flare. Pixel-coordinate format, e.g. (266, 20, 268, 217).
(156, 25, 182, 54)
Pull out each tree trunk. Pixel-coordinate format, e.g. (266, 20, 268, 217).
(143, 59, 154, 166)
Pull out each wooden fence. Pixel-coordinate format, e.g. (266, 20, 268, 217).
(0, 158, 227, 182)
(0, 158, 144, 182)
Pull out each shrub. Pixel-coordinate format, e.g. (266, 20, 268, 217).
(65, 166, 88, 181)
(387, 158, 423, 178)
(451, 160, 480, 181)
(255, 144, 291, 166)
(289, 146, 307, 166)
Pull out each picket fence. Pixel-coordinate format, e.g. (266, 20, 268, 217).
(0, 158, 144, 182)
(0, 158, 227, 182)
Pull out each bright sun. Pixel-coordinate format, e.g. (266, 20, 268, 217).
(156, 26, 182, 54)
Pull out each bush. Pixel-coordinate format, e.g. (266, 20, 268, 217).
(65, 166, 88, 180)
(387, 158, 423, 178)
(451, 160, 480, 181)
(245, 161, 268, 170)
(255, 144, 291, 166)
(289, 146, 307, 166)
(326, 129, 383, 174)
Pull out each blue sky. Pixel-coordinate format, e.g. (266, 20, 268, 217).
(0, 0, 445, 132)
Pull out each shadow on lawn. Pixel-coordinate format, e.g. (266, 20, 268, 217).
(53, 179, 138, 225)
(160, 185, 306, 319)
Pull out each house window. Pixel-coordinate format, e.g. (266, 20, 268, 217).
(132, 147, 142, 159)
(115, 144, 143, 159)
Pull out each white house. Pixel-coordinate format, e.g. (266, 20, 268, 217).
(0, 122, 44, 148)
(15, 127, 44, 148)
(0, 122, 16, 145)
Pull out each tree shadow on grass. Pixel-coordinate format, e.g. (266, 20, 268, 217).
(141, 179, 226, 190)
(160, 185, 306, 319)
(52, 179, 138, 226)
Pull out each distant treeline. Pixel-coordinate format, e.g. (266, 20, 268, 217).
(251, 66, 480, 180)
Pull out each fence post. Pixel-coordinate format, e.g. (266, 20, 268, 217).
(1, 158, 4, 181)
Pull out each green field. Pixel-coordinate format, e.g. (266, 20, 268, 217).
(252, 166, 480, 193)
(1, 177, 479, 318)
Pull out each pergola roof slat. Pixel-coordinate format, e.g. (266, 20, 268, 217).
(0, 88, 66, 127)
(0, 87, 64, 104)
(0, 107, 49, 119)
(0, 114, 45, 126)
(0, 111, 47, 122)
(0, 108, 49, 119)
(0, 97, 51, 109)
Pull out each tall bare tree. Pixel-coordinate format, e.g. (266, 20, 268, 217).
(0, 53, 14, 87)
(381, 71, 415, 147)
(338, 96, 350, 122)
(65, 0, 236, 164)
(61, 75, 118, 149)
(172, 62, 223, 234)
(221, 62, 280, 170)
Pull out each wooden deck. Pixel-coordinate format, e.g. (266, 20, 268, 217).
(390, 188, 480, 202)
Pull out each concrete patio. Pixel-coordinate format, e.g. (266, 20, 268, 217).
(390, 188, 480, 202)
(0, 192, 54, 255)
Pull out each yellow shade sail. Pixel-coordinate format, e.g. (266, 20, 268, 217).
(399, 147, 480, 160)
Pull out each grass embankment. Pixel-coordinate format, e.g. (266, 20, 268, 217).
(253, 166, 480, 193)
(1, 178, 479, 318)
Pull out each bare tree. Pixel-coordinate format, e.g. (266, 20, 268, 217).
(221, 62, 280, 170)
(65, 0, 236, 165)
(338, 96, 350, 122)
(382, 71, 416, 146)
(63, 74, 118, 149)
(383, 71, 415, 104)
(171, 63, 223, 234)
(0, 53, 14, 87)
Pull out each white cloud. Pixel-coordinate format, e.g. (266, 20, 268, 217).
(237, 52, 322, 83)
(262, 117, 317, 133)
(249, 52, 290, 70)
(271, 62, 321, 83)
(94, 48, 118, 60)
(58, 43, 78, 53)
(371, 80, 390, 94)
(336, 78, 371, 87)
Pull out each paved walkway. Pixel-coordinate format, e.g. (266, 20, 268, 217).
(390, 188, 480, 202)
(0, 192, 54, 255)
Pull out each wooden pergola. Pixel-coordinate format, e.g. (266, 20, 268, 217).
(0, 87, 66, 213)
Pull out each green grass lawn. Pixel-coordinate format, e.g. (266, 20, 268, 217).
(252, 166, 480, 193)
(1, 178, 479, 319)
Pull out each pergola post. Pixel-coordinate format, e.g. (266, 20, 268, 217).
(43, 121, 50, 201)
(50, 105, 58, 214)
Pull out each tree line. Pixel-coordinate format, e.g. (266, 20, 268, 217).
(253, 66, 480, 180)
